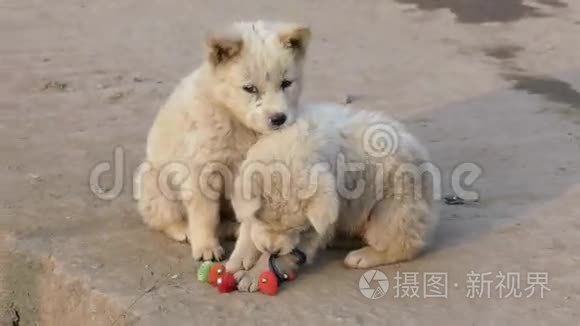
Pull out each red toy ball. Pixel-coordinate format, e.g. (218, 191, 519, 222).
(216, 272, 236, 293)
(285, 271, 297, 281)
(208, 263, 225, 286)
(258, 271, 279, 296)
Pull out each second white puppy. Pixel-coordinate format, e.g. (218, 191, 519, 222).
(227, 103, 438, 291)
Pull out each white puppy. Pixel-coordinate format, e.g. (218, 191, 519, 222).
(227, 103, 438, 291)
(136, 21, 311, 261)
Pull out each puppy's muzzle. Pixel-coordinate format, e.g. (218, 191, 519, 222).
(268, 112, 287, 129)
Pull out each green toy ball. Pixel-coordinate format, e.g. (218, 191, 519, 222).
(197, 261, 214, 282)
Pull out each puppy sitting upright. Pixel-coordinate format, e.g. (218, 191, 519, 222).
(227, 103, 438, 291)
(136, 21, 310, 261)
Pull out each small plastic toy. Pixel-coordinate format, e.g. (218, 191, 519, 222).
(207, 262, 225, 286)
(258, 271, 278, 296)
(196, 248, 306, 295)
(197, 261, 213, 282)
(268, 248, 305, 283)
(216, 272, 236, 293)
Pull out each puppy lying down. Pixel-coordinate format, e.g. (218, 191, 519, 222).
(226, 103, 438, 291)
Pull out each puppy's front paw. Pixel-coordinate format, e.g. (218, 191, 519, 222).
(234, 253, 270, 292)
(226, 251, 261, 273)
(190, 239, 224, 261)
(234, 270, 260, 292)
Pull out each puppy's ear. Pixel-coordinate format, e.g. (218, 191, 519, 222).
(278, 24, 311, 58)
(206, 31, 243, 66)
(231, 175, 262, 222)
(305, 173, 338, 235)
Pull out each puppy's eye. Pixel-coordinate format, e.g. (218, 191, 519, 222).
(242, 84, 258, 94)
(280, 79, 293, 90)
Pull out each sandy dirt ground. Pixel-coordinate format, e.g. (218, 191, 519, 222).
(1, 0, 580, 325)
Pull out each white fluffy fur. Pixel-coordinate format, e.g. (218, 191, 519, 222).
(228, 103, 438, 287)
(136, 21, 310, 261)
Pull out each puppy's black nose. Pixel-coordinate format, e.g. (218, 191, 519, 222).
(269, 113, 287, 128)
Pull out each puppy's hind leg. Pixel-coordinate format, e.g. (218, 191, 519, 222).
(344, 198, 435, 269)
(136, 165, 187, 242)
(162, 219, 188, 242)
